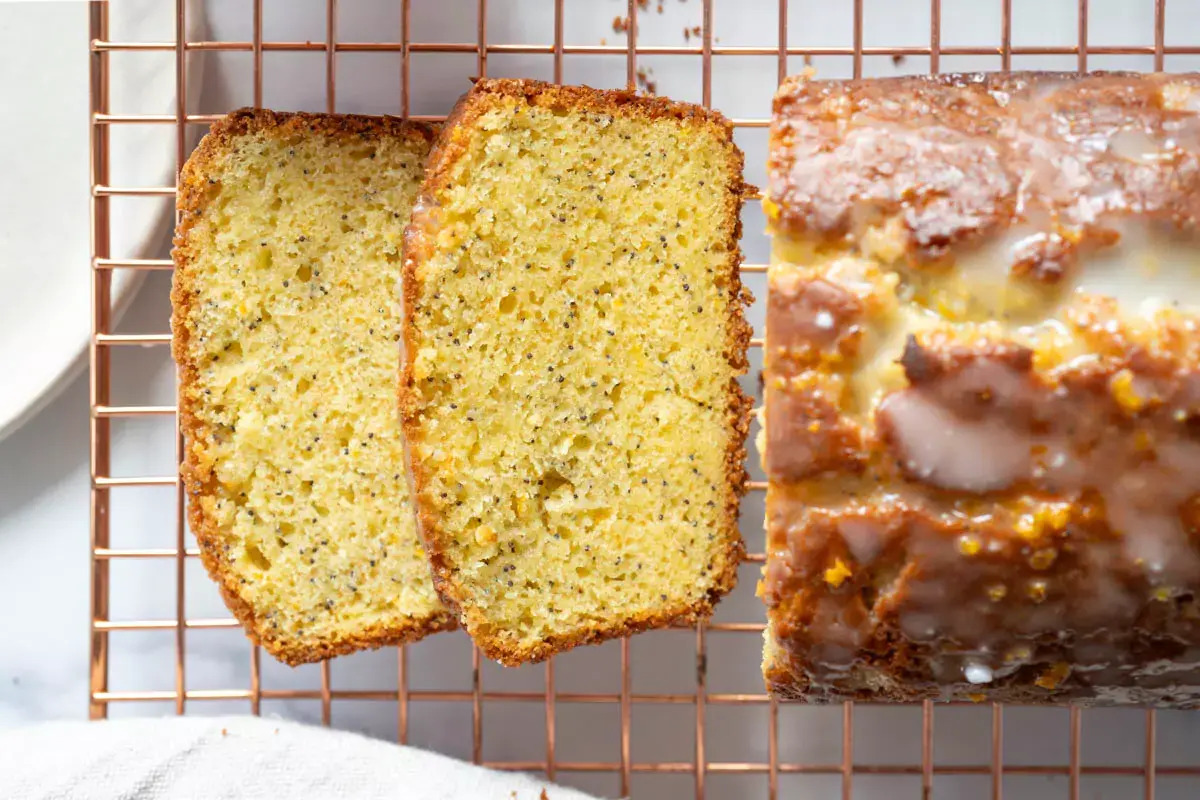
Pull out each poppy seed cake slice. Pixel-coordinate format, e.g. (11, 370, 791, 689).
(172, 108, 454, 665)
(400, 79, 753, 665)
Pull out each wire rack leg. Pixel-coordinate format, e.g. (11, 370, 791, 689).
(88, 0, 112, 723)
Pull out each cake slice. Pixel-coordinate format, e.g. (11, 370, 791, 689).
(400, 79, 752, 665)
(762, 72, 1200, 704)
(172, 108, 454, 665)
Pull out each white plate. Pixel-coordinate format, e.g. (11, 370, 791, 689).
(0, 0, 205, 441)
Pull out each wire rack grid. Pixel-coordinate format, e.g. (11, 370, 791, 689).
(87, 1, 1200, 798)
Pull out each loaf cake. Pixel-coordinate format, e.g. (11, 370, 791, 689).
(400, 79, 752, 665)
(172, 108, 454, 665)
(762, 72, 1200, 704)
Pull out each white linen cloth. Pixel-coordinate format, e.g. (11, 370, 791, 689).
(0, 715, 603, 800)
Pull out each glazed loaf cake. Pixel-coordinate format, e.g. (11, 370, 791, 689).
(172, 109, 454, 664)
(401, 79, 752, 665)
(762, 72, 1200, 704)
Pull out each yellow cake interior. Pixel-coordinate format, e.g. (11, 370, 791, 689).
(407, 98, 744, 650)
(178, 124, 446, 653)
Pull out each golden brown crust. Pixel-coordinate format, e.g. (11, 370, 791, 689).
(767, 276, 864, 365)
(172, 108, 455, 666)
(768, 71, 1200, 273)
(764, 380, 864, 481)
(765, 72, 1200, 705)
(765, 296, 1200, 703)
(400, 79, 751, 665)
(763, 499, 1200, 705)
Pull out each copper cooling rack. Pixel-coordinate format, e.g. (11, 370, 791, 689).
(88, 1, 1200, 798)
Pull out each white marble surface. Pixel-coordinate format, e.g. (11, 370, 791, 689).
(4, 1, 1200, 798)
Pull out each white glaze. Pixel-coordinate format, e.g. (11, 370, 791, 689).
(879, 390, 1032, 493)
(964, 662, 994, 684)
(838, 518, 885, 565)
(952, 221, 1200, 318)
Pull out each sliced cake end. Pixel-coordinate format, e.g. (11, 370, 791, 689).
(173, 108, 454, 665)
(401, 79, 752, 665)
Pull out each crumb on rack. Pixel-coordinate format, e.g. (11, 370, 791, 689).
(635, 65, 657, 95)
